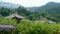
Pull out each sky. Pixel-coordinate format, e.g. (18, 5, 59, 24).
(0, 0, 60, 7)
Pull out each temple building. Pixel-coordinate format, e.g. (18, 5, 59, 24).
(0, 24, 16, 34)
(5, 13, 26, 24)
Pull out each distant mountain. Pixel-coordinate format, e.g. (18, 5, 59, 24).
(0, 1, 20, 9)
(28, 2, 60, 17)
(27, 7, 38, 12)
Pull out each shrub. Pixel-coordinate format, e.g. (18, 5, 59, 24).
(17, 20, 60, 34)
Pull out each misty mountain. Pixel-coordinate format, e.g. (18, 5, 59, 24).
(27, 7, 38, 12)
(28, 2, 60, 18)
(0, 1, 20, 9)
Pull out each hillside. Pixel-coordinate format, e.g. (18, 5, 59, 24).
(28, 2, 60, 17)
(0, 2, 60, 22)
(27, 2, 60, 22)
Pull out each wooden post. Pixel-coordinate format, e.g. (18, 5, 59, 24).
(1, 31, 2, 34)
(11, 30, 13, 34)
(2, 31, 4, 34)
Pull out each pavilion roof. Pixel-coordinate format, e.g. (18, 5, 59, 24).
(5, 13, 26, 19)
(0, 24, 16, 29)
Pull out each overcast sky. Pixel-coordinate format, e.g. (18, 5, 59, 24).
(0, 0, 60, 7)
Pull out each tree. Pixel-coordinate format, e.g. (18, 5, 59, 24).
(0, 8, 14, 16)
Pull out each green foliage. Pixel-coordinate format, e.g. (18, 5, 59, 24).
(0, 8, 14, 16)
(16, 20, 60, 34)
(0, 6, 59, 22)
(16, 6, 31, 16)
(0, 15, 16, 25)
(16, 6, 39, 20)
(28, 2, 60, 22)
(0, 15, 60, 34)
(1, 2, 60, 34)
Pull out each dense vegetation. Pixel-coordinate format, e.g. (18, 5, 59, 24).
(0, 16, 60, 34)
(0, 2, 60, 34)
(28, 2, 60, 22)
(1, 2, 60, 22)
(0, 6, 40, 20)
(17, 20, 60, 34)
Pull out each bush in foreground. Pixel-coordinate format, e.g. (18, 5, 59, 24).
(17, 20, 60, 34)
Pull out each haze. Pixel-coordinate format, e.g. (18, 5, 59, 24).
(0, 0, 60, 7)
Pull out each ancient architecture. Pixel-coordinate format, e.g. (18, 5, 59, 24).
(5, 13, 26, 24)
(0, 24, 16, 34)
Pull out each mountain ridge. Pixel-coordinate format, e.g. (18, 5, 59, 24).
(28, 2, 60, 12)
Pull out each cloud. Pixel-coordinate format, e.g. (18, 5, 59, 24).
(0, 0, 60, 7)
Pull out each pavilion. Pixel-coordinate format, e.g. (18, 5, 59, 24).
(0, 24, 16, 34)
(5, 13, 26, 24)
